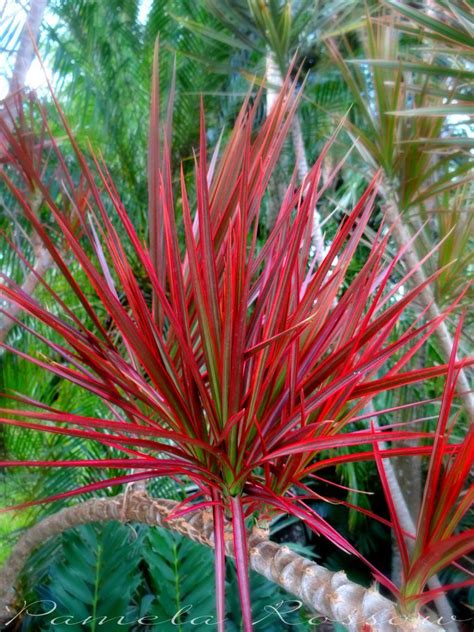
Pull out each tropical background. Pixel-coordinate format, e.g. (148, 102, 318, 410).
(0, 1, 472, 631)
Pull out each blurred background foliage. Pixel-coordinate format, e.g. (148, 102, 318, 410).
(0, 0, 472, 629)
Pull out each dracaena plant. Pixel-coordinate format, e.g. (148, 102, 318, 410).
(0, 52, 470, 631)
(375, 320, 474, 617)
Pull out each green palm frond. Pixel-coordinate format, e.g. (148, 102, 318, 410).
(21, 521, 143, 632)
(382, 0, 474, 115)
(327, 9, 473, 209)
(0, 1, 28, 92)
(386, 0, 474, 54)
(145, 527, 217, 626)
(45, 0, 236, 194)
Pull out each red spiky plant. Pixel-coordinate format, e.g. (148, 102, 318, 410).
(0, 53, 472, 630)
(374, 319, 474, 617)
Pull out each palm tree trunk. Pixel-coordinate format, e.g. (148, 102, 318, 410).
(382, 186, 474, 420)
(0, 493, 443, 632)
(0, 226, 52, 342)
(5, 0, 48, 105)
(0, 0, 51, 343)
(265, 53, 326, 262)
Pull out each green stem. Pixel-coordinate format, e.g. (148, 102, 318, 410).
(90, 541, 102, 632)
(173, 542, 182, 632)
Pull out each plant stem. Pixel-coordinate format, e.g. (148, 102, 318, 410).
(382, 185, 474, 420)
(230, 495, 253, 632)
(173, 541, 183, 632)
(7, 0, 48, 97)
(265, 52, 326, 261)
(211, 489, 226, 632)
(0, 0, 50, 343)
(0, 227, 52, 343)
(91, 540, 102, 632)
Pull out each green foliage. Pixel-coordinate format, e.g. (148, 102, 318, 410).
(1, 0, 473, 626)
(0, 508, 29, 565)
(23, 521, 143, 632)
(43, 0, 238, 230)
(144, 527, 217, 628)
(145, 526, 305, 631)
(16, 523, 309, 632)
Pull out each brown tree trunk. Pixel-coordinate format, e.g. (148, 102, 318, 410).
(1, 0, 51, 343)
(0, 228, 52, 342)
(0, 493, 443, 632)
(265, 53, 326, 261)
(382, 187, 474, 420)
(8, 0, 48, 95)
